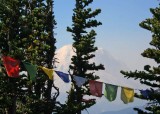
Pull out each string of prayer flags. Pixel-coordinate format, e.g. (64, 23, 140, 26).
(89, 80, 103, 97)
(121, 87, 134, 104)
(23, 62, 37, 81)
(73, 76, 87, 87)
(55, 71, 70, 83)
(40, 66, 54, 80)
(0, 55, 139, 105)
(104, 83, 118, 102)
(2, 56, 20, 78)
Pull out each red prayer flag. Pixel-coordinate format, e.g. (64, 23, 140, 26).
(89, 80, 103, 97)
(2, 56, 20, 77)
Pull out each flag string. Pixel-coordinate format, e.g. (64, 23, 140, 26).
(0, 55, 155, 104)
(0, 55, 147, 90)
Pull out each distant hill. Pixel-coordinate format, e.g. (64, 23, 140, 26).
(101, 107, 138, 114)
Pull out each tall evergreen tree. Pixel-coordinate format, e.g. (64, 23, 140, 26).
(121, 4, 160, 114)
(59, 0, 105, 114)
(0, 0, 59, 114)
(0, 0, 24, 113)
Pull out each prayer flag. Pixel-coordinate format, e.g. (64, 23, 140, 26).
(89, 80, 103, 97)
(41, 67, 54, 80)
(104, 84, 118, 102)
(73, 76, 87, 87)
(140, 89, 152, 98)
(121, 87, 134, 104)
(2, 56, 20, 77)
(55, 71, 70, 83)
(23, 62, 37, 81)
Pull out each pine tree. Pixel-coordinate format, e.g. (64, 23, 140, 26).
(0, 0, 59, 114)
(0, 0, 24, 113)
(121, 4, 160, 114)
(60, 0, 105, 114)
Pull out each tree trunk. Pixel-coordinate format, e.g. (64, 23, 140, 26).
(8, 96, 17, 114)
(77, 88, 82, 114)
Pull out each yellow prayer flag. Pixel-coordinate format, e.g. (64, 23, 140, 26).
(121, 87, 134, 104)
(41, 67, 54, 80)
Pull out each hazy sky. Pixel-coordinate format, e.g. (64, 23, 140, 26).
(54, 0, 159, 70)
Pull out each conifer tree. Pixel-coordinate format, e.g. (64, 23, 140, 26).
(121, 4, 160, 114)
(60, 0, 105, 113)
(0, 0, 58, 113)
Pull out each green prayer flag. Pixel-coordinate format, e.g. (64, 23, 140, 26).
(104, 84, 118, 102)
(23, 62, 37, 81)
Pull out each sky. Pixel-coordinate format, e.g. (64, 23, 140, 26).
(54, 0, 159, 70)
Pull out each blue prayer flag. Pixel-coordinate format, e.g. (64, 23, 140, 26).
(73, 76, 87, 87)
(140, 89, 152, 98)
(55, 71, 70, 83)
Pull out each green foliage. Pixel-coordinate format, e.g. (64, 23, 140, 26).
(121, 5, 160, 114)
(0, 0, 58, 114)
(63, 0, 105, 113)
